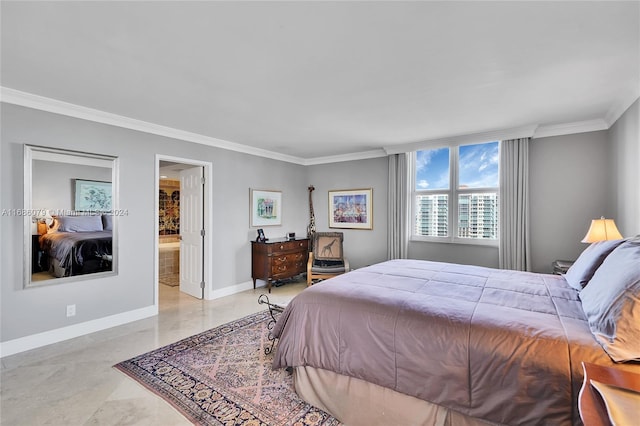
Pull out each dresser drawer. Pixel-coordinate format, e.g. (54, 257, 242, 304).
(271, 262, 292, 278)
(271, 258, 306, 279)
(267, 239, 304, 252)
(272, 251, 306, 266)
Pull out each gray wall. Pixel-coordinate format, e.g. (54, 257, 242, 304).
(307, 158, 389, 269)
(609, 99, 640, 237)
(529, 131, 611, 273)
(408, 242, 499, 269)
(1, 104, 307, 342)
(32, 160, 112, 211)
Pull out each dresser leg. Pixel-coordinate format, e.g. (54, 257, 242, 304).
(252, 278, 256, 289)
(268, 279, 272, 293)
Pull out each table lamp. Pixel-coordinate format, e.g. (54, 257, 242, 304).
(581, 216, 623, 243)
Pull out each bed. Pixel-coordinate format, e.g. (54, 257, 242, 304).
(38, 214, 113, 277)
(272, 237, 640, 425)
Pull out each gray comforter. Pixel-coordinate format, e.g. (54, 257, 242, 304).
(272, 259, 621, 425)
(40, 231, 112, 267)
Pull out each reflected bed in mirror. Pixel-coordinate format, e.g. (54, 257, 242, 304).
(24, 145, 119, 287)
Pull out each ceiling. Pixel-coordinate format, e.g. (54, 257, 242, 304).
(1, 1, 638, 163)
(159, 160, 195, 180)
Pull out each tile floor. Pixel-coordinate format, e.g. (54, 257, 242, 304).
(0, 280, 306, 425)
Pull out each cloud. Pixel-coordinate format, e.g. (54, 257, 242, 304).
(459, 142, 499, 187)
(415, 150, 437, 173)
(417, 179, 429, 189)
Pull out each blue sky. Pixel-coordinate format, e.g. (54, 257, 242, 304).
(416, 141, 499, 190)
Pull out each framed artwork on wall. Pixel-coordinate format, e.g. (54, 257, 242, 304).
(328, 188, 373, 230)
(250, 189, 282, 227)
(74, 179, 112, 212)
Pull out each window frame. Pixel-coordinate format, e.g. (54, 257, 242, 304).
(410, 141, 500, 246)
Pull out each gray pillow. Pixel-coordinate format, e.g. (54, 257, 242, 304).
(56, 215, 104, 232)
(564, 239, 625, 290)
(579, 238, 640, 362)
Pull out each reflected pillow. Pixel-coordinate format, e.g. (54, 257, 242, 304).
(579, 237, 640, 362)
(56, 215, 104, 232)
(564, 239, 625, 290)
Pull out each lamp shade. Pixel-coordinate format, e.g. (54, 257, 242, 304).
(581, 217, 623, 243)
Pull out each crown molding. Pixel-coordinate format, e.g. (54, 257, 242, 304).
(604, 93, 639, 127)
(0, 87, 389, 166)
(302, 149, 388, 166)
(2, 87, 629, 164)
(0, 87, 309, 165)
(384, 125, 538, 155)
(533, 119, 609, 139)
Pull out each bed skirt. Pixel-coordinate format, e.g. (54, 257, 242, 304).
(293, 366, 499, 426)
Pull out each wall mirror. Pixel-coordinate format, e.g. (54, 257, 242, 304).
(24, 145, 119, 288)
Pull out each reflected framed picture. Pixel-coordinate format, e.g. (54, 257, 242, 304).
(328, 188, 372, 230)
(250, 189, 282, 227)
(74, 179, 112, 212)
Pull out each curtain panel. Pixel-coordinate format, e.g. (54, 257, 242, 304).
(499, 138, 531, 271)
(387, 153, 410, 259)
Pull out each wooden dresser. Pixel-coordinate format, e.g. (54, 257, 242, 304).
(251, 238, 309, 292)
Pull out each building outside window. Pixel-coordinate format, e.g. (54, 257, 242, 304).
(412, 141, 499, 245)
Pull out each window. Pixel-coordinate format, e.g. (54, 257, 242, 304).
(412, 141, 499, 244)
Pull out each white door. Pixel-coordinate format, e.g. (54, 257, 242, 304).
(179, 166, 204, 299)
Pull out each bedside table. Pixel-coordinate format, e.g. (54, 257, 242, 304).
(552, 259, 574, 275)
(31, 234, 46, 272)
(579, 362, 640, 426)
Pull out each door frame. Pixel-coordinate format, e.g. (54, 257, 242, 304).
(155, 154, 213, 306)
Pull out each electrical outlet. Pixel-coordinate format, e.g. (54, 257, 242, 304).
(66, 304, 76, 317)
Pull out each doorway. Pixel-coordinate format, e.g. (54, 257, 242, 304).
(156, 155, 212, 304)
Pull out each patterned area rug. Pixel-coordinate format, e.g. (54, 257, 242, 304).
(159, 273, 179, 287)
(114, 311, 339, 426)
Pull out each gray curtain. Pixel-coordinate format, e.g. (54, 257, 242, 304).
(387, 153, 410, 259)
(499, 138, 531, 271)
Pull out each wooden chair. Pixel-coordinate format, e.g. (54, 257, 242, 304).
(307, 232, 349, 285)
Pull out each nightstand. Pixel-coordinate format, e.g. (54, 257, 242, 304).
(31, 234, 48, 273)
(579, 362, 640, 426)
(552, 259, 574, 275)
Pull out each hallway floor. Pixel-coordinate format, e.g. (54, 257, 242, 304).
(0, 280, 306, 425)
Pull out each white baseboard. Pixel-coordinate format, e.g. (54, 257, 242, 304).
(207, 279, 266, 300)
(0, 305, 158, 358)
(1, 280, 271, 356)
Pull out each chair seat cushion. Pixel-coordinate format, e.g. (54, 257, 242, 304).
(311, 265, 346, 274)
(314, 259, 344, 267)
